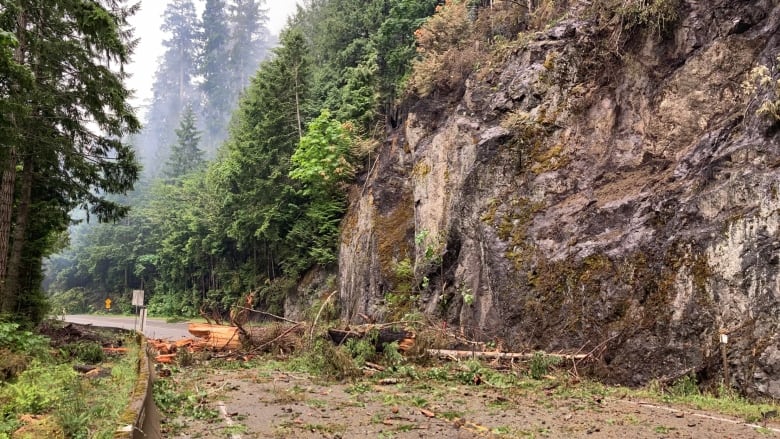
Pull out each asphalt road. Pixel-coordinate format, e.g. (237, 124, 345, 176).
(64, 314, 192, 340)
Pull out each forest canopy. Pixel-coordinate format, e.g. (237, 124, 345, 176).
(42, 0, 439, 320)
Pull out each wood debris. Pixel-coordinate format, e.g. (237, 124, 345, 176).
(426, 348, 588, 360)
(147, 321, 306, 365)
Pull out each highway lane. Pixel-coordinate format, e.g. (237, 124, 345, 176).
(64, 314, 192, 340)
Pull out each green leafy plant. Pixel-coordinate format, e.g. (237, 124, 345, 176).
(529, 351, 562, 380)
(346, 330, 378, 367)
(459, 283, 475, 306)
(60, 341, 105, 364)
(290, 110, 356, 196)
(668, 374, 699, 398)
(1, 362, 75, 415)
(0, 323, 49, 356)
(383, 342, 404, 368)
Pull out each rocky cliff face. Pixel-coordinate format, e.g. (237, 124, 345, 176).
(338, 0, 780, 397)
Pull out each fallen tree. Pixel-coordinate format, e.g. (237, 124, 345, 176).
(426, 349, 588, 360)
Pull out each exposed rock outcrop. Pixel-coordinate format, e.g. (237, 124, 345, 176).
(339, 0, 780, 397)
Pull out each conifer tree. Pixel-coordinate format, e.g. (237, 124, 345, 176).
(229, 0, 271, 92)
(139, 0, 201, 177)
(164, 105, 204, 179)
(0, 0, 140, 319)
(200, 0, 232, 153)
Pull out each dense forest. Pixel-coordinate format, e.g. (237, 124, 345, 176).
(35, 0, 439, 320)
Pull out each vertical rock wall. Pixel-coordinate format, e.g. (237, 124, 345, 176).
(339, 0, 780, 396)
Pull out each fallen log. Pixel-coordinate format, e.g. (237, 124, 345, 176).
(328, 327, 414, 351)
(73, 364, 97, 374)
(426, 349, 588, 360)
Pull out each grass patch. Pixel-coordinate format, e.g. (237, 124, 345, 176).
(0, 323, 140, 439)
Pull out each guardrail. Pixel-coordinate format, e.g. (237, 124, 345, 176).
(115, 333, 161, 438)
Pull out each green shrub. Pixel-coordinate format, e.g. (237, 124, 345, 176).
(0, 323, 49, 357)
(0, 362, 75, 415)
(297, 339, 362, 380)
(290, 110, 356, 196)
(383, 342, 404, 368)
(529, 351, 562, 379)
(345, 334, 377, 367)
(61, 341, 105, 364)
(669, 374, 699, 398)
(57, 381, 90, 439)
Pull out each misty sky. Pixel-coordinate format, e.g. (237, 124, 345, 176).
(127, 0, 301, 113)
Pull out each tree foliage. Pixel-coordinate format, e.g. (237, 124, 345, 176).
(0, 0, 141, 322)
(44, 0, 439, 319)
(164, 105, 204, 180)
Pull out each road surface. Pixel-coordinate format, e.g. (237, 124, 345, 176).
(64, 314, 192, 340)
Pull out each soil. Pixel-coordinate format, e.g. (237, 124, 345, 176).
(37, 319, 129, 348)
(164, 362, 780, 439)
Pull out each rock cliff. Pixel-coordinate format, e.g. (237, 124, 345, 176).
(339, 0, 780, 397)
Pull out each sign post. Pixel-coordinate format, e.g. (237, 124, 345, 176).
(132, 290, 144, 307)
(720, 331, 730, 388)
(132, 290, 145, 332)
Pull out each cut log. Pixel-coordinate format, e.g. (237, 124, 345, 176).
(175, 338, 194, 348)
(102, 347, 128, 354)
(426, 349, 588, 360)
(188, 323, 241, 350)
(398, 338, 415, 352)
(155, 354, 176, 364)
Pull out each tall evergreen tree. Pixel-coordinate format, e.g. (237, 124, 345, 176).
(229, 0, 270, 92)
(138, 0, 200, 177)
(0, 0, 140, 320)
(164, 105, 204, 179)
(219, 26, 310, 278)
(161, 0, 200, 107)
(200, 0, 232, 154)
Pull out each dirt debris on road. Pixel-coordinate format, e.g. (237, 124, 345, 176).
(154, 355, 780, 439)
(146, 319, 780, 438)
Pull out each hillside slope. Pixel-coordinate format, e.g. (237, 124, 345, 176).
(339, 0, 780, 397)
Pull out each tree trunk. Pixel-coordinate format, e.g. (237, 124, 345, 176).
(4, 158, 34, 313)
(0, 10, 26, 314)
(0, 150, 17, 313)
(293, 65, 302, 141)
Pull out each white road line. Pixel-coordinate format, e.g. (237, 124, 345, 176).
(216, 401, 242, 439)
